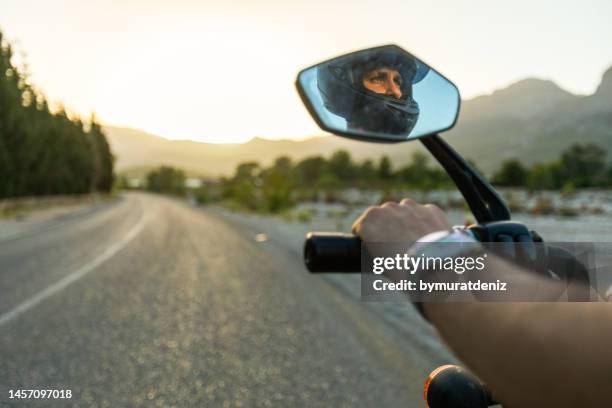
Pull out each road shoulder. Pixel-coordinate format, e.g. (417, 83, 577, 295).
(0, 195, 123, 243)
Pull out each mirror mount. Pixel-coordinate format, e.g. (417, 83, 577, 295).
(420, 134, 511, 223)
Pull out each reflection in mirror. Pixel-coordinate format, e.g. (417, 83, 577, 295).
(297, 45, 460, 142)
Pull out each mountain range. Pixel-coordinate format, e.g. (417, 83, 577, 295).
(105, 66, 612, 177)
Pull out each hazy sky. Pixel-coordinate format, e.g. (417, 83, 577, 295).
(2, 0, 612, 143)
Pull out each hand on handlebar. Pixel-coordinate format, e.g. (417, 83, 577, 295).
(351, 199, 452, 251)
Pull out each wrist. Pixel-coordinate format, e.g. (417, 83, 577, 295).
(409, 229, 480, 320)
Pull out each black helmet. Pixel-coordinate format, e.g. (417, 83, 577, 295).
(317, 46, 428, 135)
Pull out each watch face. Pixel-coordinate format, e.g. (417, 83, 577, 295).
(410, 230, 479, 259)
(418, 230, 454, 243)
(437, 231, 477, 244)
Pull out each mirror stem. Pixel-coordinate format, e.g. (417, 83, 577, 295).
(420, 134, 511, 223)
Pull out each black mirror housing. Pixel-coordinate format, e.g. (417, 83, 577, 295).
(296, 44, 460, 143)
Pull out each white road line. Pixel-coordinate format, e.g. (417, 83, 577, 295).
(0, 214, 148, 328)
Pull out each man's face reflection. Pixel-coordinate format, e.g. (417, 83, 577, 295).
(315, 48, 421, 137)
(362, 68, 403, 99)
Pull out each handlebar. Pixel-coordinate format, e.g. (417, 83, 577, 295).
(304, 232, 361, 273)
(303, 231, 592, 299)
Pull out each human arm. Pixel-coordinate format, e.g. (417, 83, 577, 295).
(352, 199, 611, 408)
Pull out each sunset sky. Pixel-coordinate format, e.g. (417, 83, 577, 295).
(2, 0, 612, 143)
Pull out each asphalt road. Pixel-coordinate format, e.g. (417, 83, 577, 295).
(0, 193, 451, 407)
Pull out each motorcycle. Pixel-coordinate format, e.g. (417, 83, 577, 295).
(294, 44, 592, 408)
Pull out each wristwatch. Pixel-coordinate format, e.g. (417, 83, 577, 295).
(408, 228, 480, 259)
(409, 228, 481, 319)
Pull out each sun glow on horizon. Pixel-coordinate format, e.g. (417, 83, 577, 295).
(2, 0, 611, 144)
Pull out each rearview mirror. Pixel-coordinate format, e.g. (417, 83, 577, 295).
(296, 45, 460, 142)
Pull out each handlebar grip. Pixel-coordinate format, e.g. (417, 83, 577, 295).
(304, 232, 361, 273)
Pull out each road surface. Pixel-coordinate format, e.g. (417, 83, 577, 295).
(0, 193, 452, 407)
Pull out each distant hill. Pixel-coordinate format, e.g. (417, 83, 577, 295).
(105, 65, 612, 177)
(104, 127, 426, 178)
(448, 66, 612, 170)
